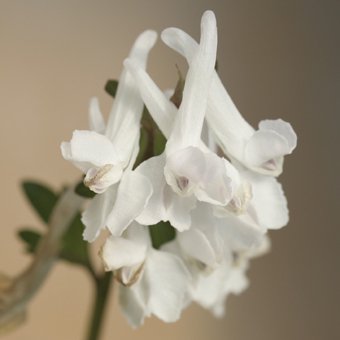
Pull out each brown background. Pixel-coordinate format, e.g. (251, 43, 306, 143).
(0, 1, 339, 339)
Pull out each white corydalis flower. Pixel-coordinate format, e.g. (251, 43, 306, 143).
(162, 235, 250, 318)
(61, 30, 157, 241)
(174, 202, 266, 273)
(161, 27, 297, 176)
(163, 11, 231, 207)
(61, 30, 157, 194)
(100, 223, 190, 327)
(162, 223, 270, 318)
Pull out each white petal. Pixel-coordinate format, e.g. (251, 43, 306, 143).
(226, 262, 250, 296)
(118, 224, 152, 286)
(142, 249, 190, 323)
(88, 97, 106, 134)
(194, 152, 234, 205)
(105, 31, 157, 165)
(60, 141, 92, 173)
(212, 260, 250, 317)
(100, 235, 147, 271)
(214, 212, 265, 252)
(119, 284, 147, 328)
(244, 130, 287, 170)
(60, 141, 71, 160)
(259, 119, 297, 151)
(190, 261, 230, 311)
(201, 120, 219, 153)
(166, 11, 217, 151)
(164, 147, 206, 196)
(64, 130, 119, 168)
(163, 186, 196, 231)
(178, 204, 224, 267)
(124, 222, 152, 248)
(124, 59, 177, 139)
(83, 164, 123, 194)
(165, 147, 233, 205)
(81, 185, 117, 242)
(244, 234, 271, 259)
(135, 156, 167, 225)
(244, 171, 289, 230)
(191, 259, 249, 317)
(178, 229, 216, 267)
(106, 171, 152, 236)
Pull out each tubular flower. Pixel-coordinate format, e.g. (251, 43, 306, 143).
(61, 30, 156, 241)
(161, 27, 297, 176)
(100, 223, 190, 327)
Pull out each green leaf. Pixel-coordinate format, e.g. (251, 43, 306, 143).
(105, 79, 118, 98)
(75, 180, 96, 199)
(149, 221, 176, 250)
(134, 128, 149, 169)
(60, 213, 90, 266)
(17, 229, 42, 253)
(153, 129, 166, 156)
(22, 181, 58, 224)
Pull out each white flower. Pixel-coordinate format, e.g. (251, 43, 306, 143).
(161, 27, 297, 176)
(162, 224, 270, 317)
(125, 11, 250, 231)
(61, 30, 157, 193)
(62, 30, 157, 241)
(100, 223, 190, 327)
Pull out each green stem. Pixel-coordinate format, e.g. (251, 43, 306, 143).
(86, 272, 113, 340)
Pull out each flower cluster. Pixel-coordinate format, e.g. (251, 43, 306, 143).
(61, 11, 296, 327)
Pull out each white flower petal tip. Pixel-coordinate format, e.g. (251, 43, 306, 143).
(106, 171, 153, 237)
(60, 141, 71, 160)
(67, 130, 118, 165)
(89, 97, 106, 134)
(244, 172, 289, 230)
(81, 186, 117, 243)
(201, 10, 217, 31)
(133, 30, 158, 52)
(100, 236, 147, 272)
(244, 119, 297, 176)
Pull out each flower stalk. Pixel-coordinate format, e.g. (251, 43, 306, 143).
(87, 272, 113, 340)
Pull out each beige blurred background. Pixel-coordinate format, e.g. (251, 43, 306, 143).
(0, 0, 339, 339)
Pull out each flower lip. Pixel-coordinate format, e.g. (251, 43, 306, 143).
(176, 176, 190, 192)
(83, 163, 124, 194)
(115, 263, 145, 287)
(224, 180, 252, 215)
(164, 146, 234, 206)
(84, 164, 114, 187)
